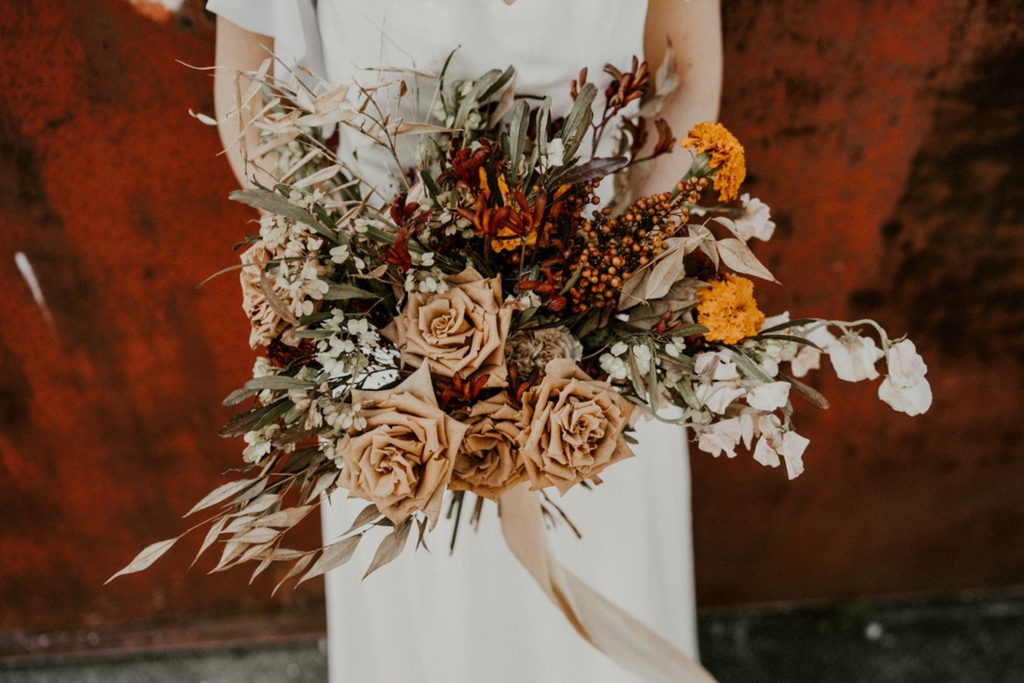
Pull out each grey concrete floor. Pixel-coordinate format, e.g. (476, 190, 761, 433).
(2, 593, 1022, 682)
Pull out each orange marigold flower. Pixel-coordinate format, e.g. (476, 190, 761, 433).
(696, 275, 765, 344)
(681, 122, 746, 202)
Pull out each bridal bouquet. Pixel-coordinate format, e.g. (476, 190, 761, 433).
(111, 50, 930, 681)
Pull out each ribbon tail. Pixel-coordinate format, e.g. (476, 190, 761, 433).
(499, 484, 717, 683)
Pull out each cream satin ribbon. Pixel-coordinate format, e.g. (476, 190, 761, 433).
(499, 483, 718, 683)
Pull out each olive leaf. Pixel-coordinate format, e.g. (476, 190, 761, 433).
(323, 282, 376, 300)
(229, 188, 338, 243)
(106, 538, 178, 584)
(559, 82, 597, 159)
(508, 100, 530, 182)
(782, 373, 831, 409)
(555, 156, 629, 186)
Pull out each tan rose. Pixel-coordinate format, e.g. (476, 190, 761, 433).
(518, 358, 635, 494)
(240, 244, 295, 349)
(337, 364, 467, 526)
(382, 268, 513, 388)
(450, 393, 527, 499)
(506, 326, 583, 377)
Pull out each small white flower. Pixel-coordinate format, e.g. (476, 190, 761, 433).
(541, 138, 565, 170)
(330, 244, 350, 264)
(419, 251, 435, 267)
(753, 422, 810, 479)
(790, 345, 822, 378)
(695, 351, 740, 381)
(632, 345, 653, 374)
(746, 381, 791, 411)
(664, 338, 687, 359)
(697, 418, 743, 458)
(599, 353, 628, 381)
(828, 333, 884, 382)
(878, 340, 932, 416)
(242, 425, 278, 464)
(694, 382, 745, 415)
(733, 194, 776, 242)
(610, 341, 629, 357)
(520, 293, 540, 309)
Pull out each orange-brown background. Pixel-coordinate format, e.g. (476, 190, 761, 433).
(1, 0, 1021, 657)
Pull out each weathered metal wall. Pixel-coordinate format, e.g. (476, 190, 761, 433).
(0, 0, 1020, 655)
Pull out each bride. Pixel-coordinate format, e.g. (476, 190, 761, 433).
(209, 1, 721, 681)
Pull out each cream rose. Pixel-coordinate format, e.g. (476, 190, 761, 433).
(382, 268, 513, 388)
(517, 359, 635, 494)
(450, 393, 527, 499)
(337, 364, 467, 526)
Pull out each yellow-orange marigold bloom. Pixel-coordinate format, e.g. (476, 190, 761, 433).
(696, 275, 765, 344)
(681, 122, 746, 202)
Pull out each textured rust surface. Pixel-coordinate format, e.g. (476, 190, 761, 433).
(695, 0, 1024, 606)
(0, 0, 1021, 652)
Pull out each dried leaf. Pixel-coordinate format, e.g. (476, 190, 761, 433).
(392, 121, 454, 136)
(188, 109, 218, 126)
(184, 479, 256, 517)
(192, 517, 229, 566)
(211, 539, 246, 573)
(305, 471, 339, 504)
(363, 519, 413, 579)
(236, 493, 280, 516)
(345, 503, 384, 535)
(273, 553, 315, 596)
(296, 109, 355, 127)
(487, 73, 517, 128)
(717, 237, 778, 282)
(293, 164, 342, 189)
(639, 41, 679, 118)
(225, 515, 255, 533)
(618, 238, 687, 310)
(232, 527, 282, 545)
(298, 534, 365, 586)
(106, 538, 178, 584)
(260, 505, 315, 529)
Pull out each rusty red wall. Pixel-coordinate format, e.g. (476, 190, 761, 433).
(0, 0, 1021, 656)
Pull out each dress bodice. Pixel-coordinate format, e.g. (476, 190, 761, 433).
(210, 0, 649, 193)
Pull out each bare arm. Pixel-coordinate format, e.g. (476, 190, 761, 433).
(213, 16, 275, 188)
(637, 0, 723, 196)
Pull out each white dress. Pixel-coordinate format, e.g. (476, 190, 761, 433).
(208, 2, 699, 681)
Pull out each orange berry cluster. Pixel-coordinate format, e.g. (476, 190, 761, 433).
(567, 177, 708, 313)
